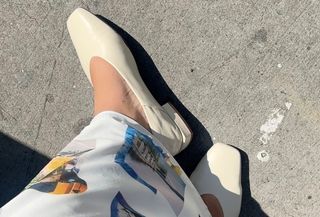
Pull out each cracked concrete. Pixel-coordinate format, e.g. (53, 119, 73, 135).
(0, 0, 319, 216)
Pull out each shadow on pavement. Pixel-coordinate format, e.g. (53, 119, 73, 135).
(0, 132, 50, 207)
(98, 15, 269, 216)
(236, 148, 269, 217)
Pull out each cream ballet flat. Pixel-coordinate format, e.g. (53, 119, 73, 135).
(190, 143, 242, 217)
(67, 8, 192, 155)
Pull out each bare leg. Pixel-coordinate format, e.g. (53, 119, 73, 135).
(90, 56, 150, 130)
(201, 194, 224, 217)
(90, 56, 224, 217)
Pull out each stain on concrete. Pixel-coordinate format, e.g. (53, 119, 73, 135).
(46, 94, 54, 103)
(259, 102, 292, 145)
(259, 109, 285, 145)
(15, 69, 33, 89)
(253, 28, 268, 43)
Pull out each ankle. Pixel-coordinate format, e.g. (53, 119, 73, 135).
(90, 56, 150, 130)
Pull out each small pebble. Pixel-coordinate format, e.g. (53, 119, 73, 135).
(277, 63, 282, 68)
(257, 150, 270, 162)
(285, 102, 292, 110)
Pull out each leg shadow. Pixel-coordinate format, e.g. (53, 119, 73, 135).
(234, 147, 269, 217)
(0, 132, 50, 207)
(96, 15, 213, 176)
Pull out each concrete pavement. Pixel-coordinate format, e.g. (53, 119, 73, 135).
(0, 1, 319, 216)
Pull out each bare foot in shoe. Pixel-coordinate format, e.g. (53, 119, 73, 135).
(90, 56, 150, 131)
(90, 56, 224, 217)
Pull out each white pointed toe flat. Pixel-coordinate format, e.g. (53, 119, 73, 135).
(190, 143, 242, 217)
(67, 8, 192, 155)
